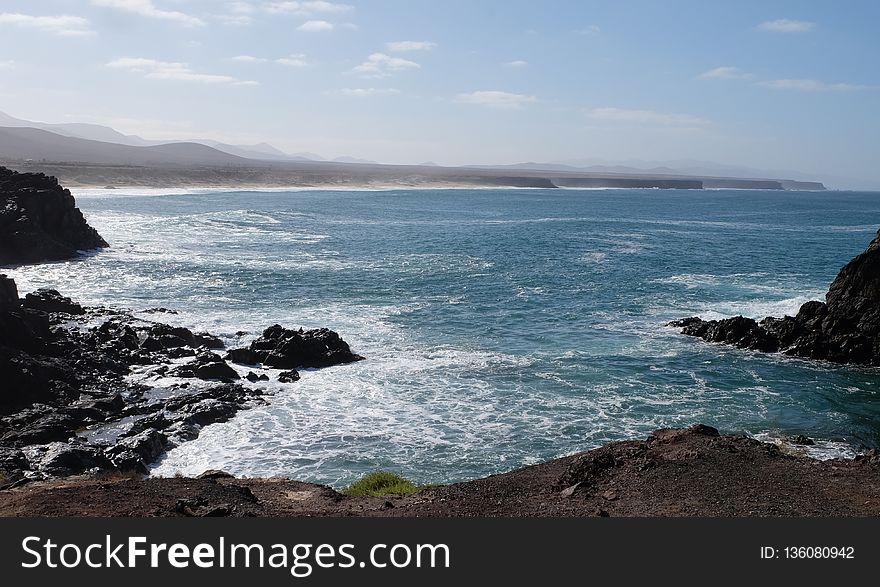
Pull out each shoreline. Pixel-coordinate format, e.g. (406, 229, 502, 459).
(1, 160, 826, 192)
(3, 425, 879, 517)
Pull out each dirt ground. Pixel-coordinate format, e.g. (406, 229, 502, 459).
(2, 426, 879, 517)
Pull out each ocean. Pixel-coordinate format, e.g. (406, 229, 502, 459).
(8, 187, 880, 487)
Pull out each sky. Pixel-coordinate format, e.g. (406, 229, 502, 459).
(0, 0, 878, 184)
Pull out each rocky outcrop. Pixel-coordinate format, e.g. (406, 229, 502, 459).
(0, 277, 363, 483)
(671, 228, 880, 366)
(225, 324, 364, 369)
(0, 166, 107, 266)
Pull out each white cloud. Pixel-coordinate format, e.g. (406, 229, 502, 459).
(0, 60, 14, 69)
(218, 2, 254, 25)
(351, 53, 420, 78)
(385, 41, 436, 52)
(218, 14, 252, 25)
(505, 60, 528, 68)
(275, 53, 309, 67)
(340, 87, 400, 96)
(107, 57, 257, 85)
(455, 90, 537, 110)
(228, 1, 255, 13)
(297, 19, 333, 32)
(266, 1, 352, 16)
(92, 0, 204, 27)
(757, 19, 815, 33)
(0, 13, 94, 36)
(232, 55, 268, 63)
(759, 79, 862, 91)
(588, 107, 709, 126)
(576, 25, 601, 35)
(698, 66, 752, 80)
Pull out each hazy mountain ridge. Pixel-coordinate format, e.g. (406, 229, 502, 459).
(0, 111, 829, 190)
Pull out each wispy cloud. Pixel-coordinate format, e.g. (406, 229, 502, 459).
(297, 19, 333, 32)
(266, 1, 352, 16)
(275, 53, 309, 67)
(385, 41, 436, 52)
(92, 0, 205, 27)
(757, 19, 815, 33)
(698, 66, 752, 80)
(351, 53, 420, 78)
(575, 25, 601, 35)
(455, 90, 537, 110)
(504, 60, 528, 68)
(759, 79, 863, 91)
(107, 57, 257, 85)
(0, 13, 94, 36)
(340, 88, 400, 96)
(588, 107, 709, 126)
(0, 60, 14, 69)
(231, 55, 268, 63)
(217, 2, 255, 25)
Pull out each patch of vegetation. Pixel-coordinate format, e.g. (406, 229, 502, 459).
(343, 471, 420, 497)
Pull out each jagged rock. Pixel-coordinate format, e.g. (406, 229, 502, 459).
(105, 429, 168, 473)
(0, 166, 107, 265)
(225, 347, 262, 365)
(671, 228, 880, 367)
(278, 370, 300, 383)
(33, 443, 113, 477)
(0, 272, 361, 481)
(0, 275, 19, 310)
(245, 371, 269, 382)
(0, 447, 28, 475)
(172, 351, 240, 381)
(1, 413, 78, 445)
(227, 324, 363, 369)
(22, 289, 85, 315)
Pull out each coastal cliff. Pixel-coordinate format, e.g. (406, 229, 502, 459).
(0, 166, 107, 266)
(671, 228, 880, 365)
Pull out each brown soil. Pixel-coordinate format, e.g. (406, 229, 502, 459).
(2, 426, 879, 517)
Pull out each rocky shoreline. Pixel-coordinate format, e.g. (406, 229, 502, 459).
(1, 425, 878, 517)
(0, 278, 363, 485)
(671, 227, 880, 366)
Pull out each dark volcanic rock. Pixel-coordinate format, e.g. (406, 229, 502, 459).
(670, 228, 880, 366)
(0, 275, 362, 481)
(105, 430, 168, 474)
(22, 288, 85, 315)
(0, 166, 108, 266)
(0, 274, 19, 309)
(226, 324, 363, 369)
(278, 370, 300, 383)
(172, 351, 240, 381)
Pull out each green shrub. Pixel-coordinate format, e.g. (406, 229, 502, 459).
(343, 471, 419, 497)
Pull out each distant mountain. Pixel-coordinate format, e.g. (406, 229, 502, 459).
(0, 111, 149, 146)
(0, 126, 248, 166)
(0, 111, 299, 162)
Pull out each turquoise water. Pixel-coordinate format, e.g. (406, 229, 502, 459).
(9, 188, 880, 486)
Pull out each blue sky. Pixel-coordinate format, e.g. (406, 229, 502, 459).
(0, 0, 878, 183)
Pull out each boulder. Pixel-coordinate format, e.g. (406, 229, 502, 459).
(22, 289, 85, 315)
(278, 370, 300, 383)
(171, 351, 240, 381)
(228, 324, 363, 369)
